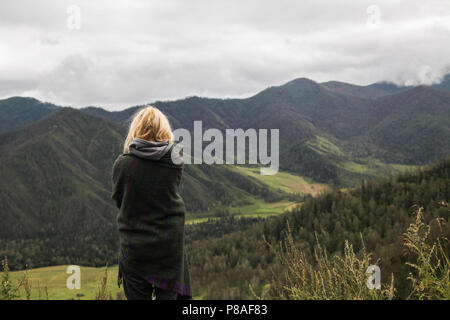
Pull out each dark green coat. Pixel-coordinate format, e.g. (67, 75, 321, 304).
(111, 147, 191, 298)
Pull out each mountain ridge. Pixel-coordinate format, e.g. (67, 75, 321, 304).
(2, 75, 449, 185)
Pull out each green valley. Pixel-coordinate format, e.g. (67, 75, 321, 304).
(0, 75, 449, 299)
(4, 157, 449, 300)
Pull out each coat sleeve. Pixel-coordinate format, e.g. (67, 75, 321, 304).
(111, 155, 124, 209)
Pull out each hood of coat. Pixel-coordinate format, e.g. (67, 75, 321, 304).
(128, 138, 173, 161)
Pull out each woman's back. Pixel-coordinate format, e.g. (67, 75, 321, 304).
(113, 150, 185, 259)
(112, 107, 192, 299)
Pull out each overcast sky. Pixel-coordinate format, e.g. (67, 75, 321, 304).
(0, 0, 449, 110)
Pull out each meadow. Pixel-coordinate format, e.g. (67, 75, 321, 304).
(8, 265, 124, 300)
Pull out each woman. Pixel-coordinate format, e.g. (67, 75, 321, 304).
(111, 106, 191, 300)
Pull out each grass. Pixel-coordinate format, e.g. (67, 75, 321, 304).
(265, 205, 449, 300)
(231, 166, 329, 197)
(188, 160, 415, 225)
(306, 135, 344, 157)
(336, 158, 418, 176)
(185, 166, 326, 224)
(233, 200, 297, 215)
(267, 224, 395, 300)
(5, 205, 448, 300)
(5, 167, 318, 299)
(186, 200, 300, 224)
(7, 265, 124, 300)
(403, 206, 450, 299)
(305, 135, 420, 186)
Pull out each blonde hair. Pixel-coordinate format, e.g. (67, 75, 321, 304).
(123, 105, 173, 153)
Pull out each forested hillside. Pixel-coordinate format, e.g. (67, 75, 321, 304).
(1, 75, 449, 274)
(187, 158, 450, 299)
(2, 75, 450, 187)
(82, 77, 450, 186)
(0, 97, 59, 134)
(0, 108, 291, 270)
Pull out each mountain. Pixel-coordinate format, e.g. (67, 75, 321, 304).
(1, 73, 450, 272)
(363, 73, 450, 96)
(80, 78, 442, 186)
(366, 81, 410, 94)
(0, 108, 123, 267)
(366, 86, 450, 164)
(320, 80, 392, 99)
(360, 72, 450, 97)
(3, 72, 450, 189)
(302, 73, 450, 101)
(0, 108, 288, 269)
(433, 74, 450, 92)
(0, 97, 59, 134)
(81, 106, 140, 124)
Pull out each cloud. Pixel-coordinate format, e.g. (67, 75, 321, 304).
(0, 0, 449, 110)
